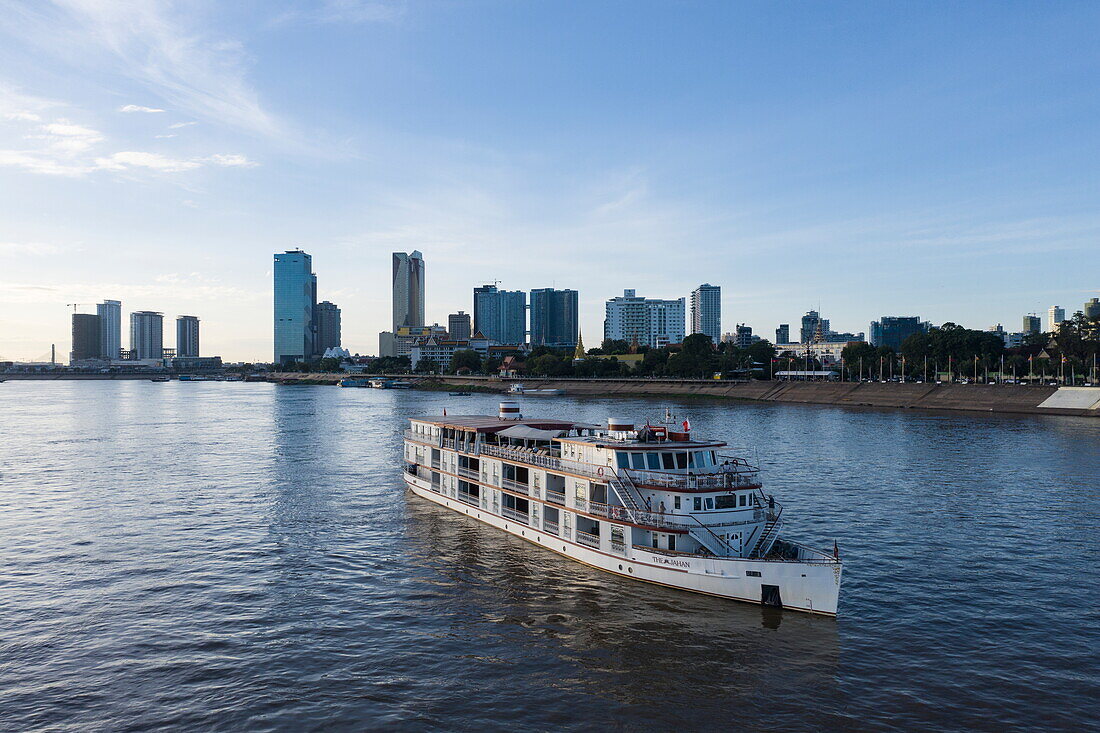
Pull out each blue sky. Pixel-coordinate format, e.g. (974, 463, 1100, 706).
(1, 0, 1097, 361)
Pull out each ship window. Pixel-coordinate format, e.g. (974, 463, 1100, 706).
(631, 453, 646, 470)
(676, 453, 688, 469)
(687, 452, 695, 468)
(616, 453, 629, 469)
(705, 497, 714, 510)
(668, 535, 676, 551)
(693, 497, 701, 511)
(739, 494, 747, 507)
(674, 496, 681, 510)
(647, 453, 661, 470)
(714, 495, 737, 510)
(662, 453, 675, 469)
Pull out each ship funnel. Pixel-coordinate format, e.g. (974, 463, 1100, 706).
(607, 418, 633, 432)
(499, 401, 521, 420)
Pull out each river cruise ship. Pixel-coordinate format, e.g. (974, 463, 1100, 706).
(403, 403, 842, 615)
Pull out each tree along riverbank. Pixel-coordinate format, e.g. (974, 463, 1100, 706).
(262, 373, 1100, 418)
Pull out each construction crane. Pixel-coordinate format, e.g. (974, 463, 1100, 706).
(66, 303, 95, 313)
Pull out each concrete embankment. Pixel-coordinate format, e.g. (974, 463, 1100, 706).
(264, 373, 1100, 418)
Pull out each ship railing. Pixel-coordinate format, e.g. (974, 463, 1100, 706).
(501, 477, 530, 495)
(542, 519, 559, 536)
(575, 530, 600, 549)
(621, 466, 760, 490)
(545, 489, 566, 506)
(480, 444, 602, 480)
(501, 506, 530, 524)
(635, 542, 840, 564)
(457, 490, 479, 507)
(456, 466, 479, 480)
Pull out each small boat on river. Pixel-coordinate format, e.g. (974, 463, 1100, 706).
(508, 383, 563, 396)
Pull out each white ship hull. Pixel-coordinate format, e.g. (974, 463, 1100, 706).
(405, 473, 841, 615)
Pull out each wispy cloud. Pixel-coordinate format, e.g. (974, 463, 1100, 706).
(168, 121, 196, 129)
(95, 151, 201, 173)
(200, 153, 256, 167)
(119, 104, 165, 113)
(6, 1, 280, 138)
(0, 99, 256, 177)
(0, 241, 69, 256)
(95, 150, 257, 173)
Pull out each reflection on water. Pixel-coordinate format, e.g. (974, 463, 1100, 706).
(402, 499, 841, 727)
(0, 382, 1096, 730)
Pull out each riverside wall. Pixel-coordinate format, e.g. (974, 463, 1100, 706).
(264, 373, 1100, 418)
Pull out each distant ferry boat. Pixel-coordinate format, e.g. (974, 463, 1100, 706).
(508, 383, 564, 396)
(403, 403, 842, 615)
(339, 377, 372, 388)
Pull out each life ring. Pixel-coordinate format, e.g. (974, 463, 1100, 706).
(597, 467, 604, 477)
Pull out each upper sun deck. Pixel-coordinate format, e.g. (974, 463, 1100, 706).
(409, 415, 724, 448)
(411, 415, 592, 434)
(407, 412, 759, 491)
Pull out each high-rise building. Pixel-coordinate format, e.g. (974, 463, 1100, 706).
(734, 324, 754, 349)
(1047, 305, 1065, 332)
(130, 311, 164, 360)
(274, 249, 316, 365)
(604, 289, 686, 349)
(1083, 298, 1100, 319)
(97, 299, 121, 360)
(314, 301, 341, 353)
(800, 311, 830, 343)
(176, 315, 200, 358)
(689, 284, 721, 344)
(392, 251, 425, 331)
(1022, 314, 1041, 334)
(448, 311, 472, 341)
(869, 316, 927, 350)
(775, 324, 790, 345)
(530, 288, 579, 348)
(71, 313, 100, 363)
(473, 285, 527, 344)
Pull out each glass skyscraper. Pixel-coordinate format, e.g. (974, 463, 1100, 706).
(274, 250, 316, 365)
(176, 315, 200, 358)
(869, 316, 927, 350)
(530, 288, 578, 348)
(97, 299, 121, 360)
(130, 311, 164, 360)
(392, 251, 425, 331)
(473, 285, 527, 344)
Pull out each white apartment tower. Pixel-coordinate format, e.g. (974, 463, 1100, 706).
(604, 289, 686, 348)
(1047, 305, 1065, 333)
(690, 284, 721, 344)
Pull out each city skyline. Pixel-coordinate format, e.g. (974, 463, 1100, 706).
(2, 2, 1100, 360)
